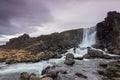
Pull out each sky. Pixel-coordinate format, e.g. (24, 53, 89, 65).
(0, 0, 120, 45)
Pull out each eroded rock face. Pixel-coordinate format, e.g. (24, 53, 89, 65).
(96, 11, 120, 54)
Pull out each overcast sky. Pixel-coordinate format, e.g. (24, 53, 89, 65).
(0, 0, 120, 45)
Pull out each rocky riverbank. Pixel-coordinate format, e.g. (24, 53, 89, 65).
(18, 53, 119, 80)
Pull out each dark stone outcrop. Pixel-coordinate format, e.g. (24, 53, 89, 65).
(96, 11, 120, 55)
(5, 34, 30, 49)
(83, 49, 111, 59)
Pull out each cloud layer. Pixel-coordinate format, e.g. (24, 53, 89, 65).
(0, 0, 120, 45)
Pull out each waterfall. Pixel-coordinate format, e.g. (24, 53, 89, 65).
(67, 26, 96, 57)
(80, 26, 96, 48)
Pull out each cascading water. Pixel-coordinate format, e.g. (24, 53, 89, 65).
(67, 26, 96, 57)
(80, 26, 96, 48)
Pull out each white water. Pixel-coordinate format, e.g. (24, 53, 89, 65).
(80, 27, 96, 47)
(0, 27, 97, 75)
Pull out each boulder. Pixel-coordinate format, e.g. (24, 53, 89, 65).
(41, 66, 51, 75)
(83, 49, 111, 59)
(64, 58, 75, 66)
(41, 77, 53, 80)
(66, 53, 74, 59)
(46, 70, 58, 79)
(29, 73, 40, 80)
(5, 58, 15, 64)
(20, 72, 29, 80)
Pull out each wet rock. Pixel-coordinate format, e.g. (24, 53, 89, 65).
(41, 66, 51, 75)
(99, 62, 108, 68)
(46, 70, 58, 79)
(20, 72, 29, 80)
(64, 58, 75, 66)
(5, 58, 15, 64)
(29, 73, 40, 80)
(66, 53, 74, 59)
(83, 54, 90, 59)
(41, 66, 58, 79)
(41, 77, 53, 80)
(101, 61, 120, 80)
(97, 70, 105, 75)
(64, 53, 75, 66)
(74, 57, 83, 60)
(75, 72, 87, 79)
(83, 49, 111, 59)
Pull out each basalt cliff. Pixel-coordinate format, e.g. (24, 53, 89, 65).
(96, 11, 120, 55)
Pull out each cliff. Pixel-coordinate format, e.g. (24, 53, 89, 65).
(1, 29, 83, 54)
(96, 11, 120, 54)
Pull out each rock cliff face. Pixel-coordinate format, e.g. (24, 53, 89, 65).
(96, 11, 120, 54)
(2, 29, 83, 53)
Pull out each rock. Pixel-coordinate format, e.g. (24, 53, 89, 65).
(64, 58, 75, 66)
(102, 61, 120, 79)
(66, 53, 74, 59)
(96, 11, 120, 54)
(29, 73, 40, 80)
(41, 77, 53, 80)
(5, 58, 15, 64)
(111, 78, 120, 80)
(54, 54, 62, 58)
(97, 70, 105, 75)
(115, 72, 120, 77)
(41, 66, 51, 75)
(74, 57, 83, 60)
(20, 72, 29, 80)
(41, 66, 58, 79)
(88, 49, 104, 58)
(83, 54, 90, 59)
(99, 62, 108, 68)
(47, 70, 58, 79)
(116, 64, 120, 67)
(83, 49, 111, 59)
(75, 72, 87, 79)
